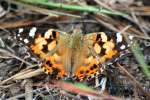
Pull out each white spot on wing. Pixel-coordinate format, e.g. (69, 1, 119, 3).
(45, 29, 53, 39)
(17, 34, 20, 37)
(19, 38, 22, 40)
(120, 44, 126, 50)
(18, 28, 23, 33)
(129, 35, 134, 40)
(116, 32, 123, 43)
(29, 27, 37, 38)
(24, 39, 29, 43)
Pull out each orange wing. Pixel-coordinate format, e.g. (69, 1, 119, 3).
(31, 29, 67, 78)
(74, 32, 127, 81)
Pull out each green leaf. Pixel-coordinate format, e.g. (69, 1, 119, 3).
(131, 41, 150, 79)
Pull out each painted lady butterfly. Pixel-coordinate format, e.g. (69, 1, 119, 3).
(11, 26, 130, 81)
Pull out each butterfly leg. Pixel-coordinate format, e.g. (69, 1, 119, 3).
(95, 75, 107, 93)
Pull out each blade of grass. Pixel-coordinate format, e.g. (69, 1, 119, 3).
(131, 41, 150, 79)
(10, 0, 81, 18)
(51, 80, 122, 100)
(15, 0, 128, 16)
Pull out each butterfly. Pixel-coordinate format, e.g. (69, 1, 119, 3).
(11, 26, 130, 81)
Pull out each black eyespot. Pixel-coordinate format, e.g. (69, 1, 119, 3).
(52, 31, 57, 38)
(90, 67, 94, 70)
(47, 71, 51, 75)
(43, 68, 47, 72)
(46, 61, 52, 67)
(46, 38, 53, 43)
(86, 70, 89, 73)
(98, 41, 104, 46)
(90, 72, 94, 74)
(100, 48, 106, 55)
(96, 34, 101, 41)
(93, 64, 98, 69)
(42, 45, 48, 52)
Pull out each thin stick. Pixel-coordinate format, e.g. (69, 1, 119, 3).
(117, 63, 150, 99)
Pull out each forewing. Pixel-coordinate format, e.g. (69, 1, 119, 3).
(11, 27, 67, 78)
(85, 32, 128, 63)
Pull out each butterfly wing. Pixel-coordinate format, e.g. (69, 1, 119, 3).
(85, 32, 128, 63)
(73, 32, 128, 80)
(11, 27, 68, 78)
